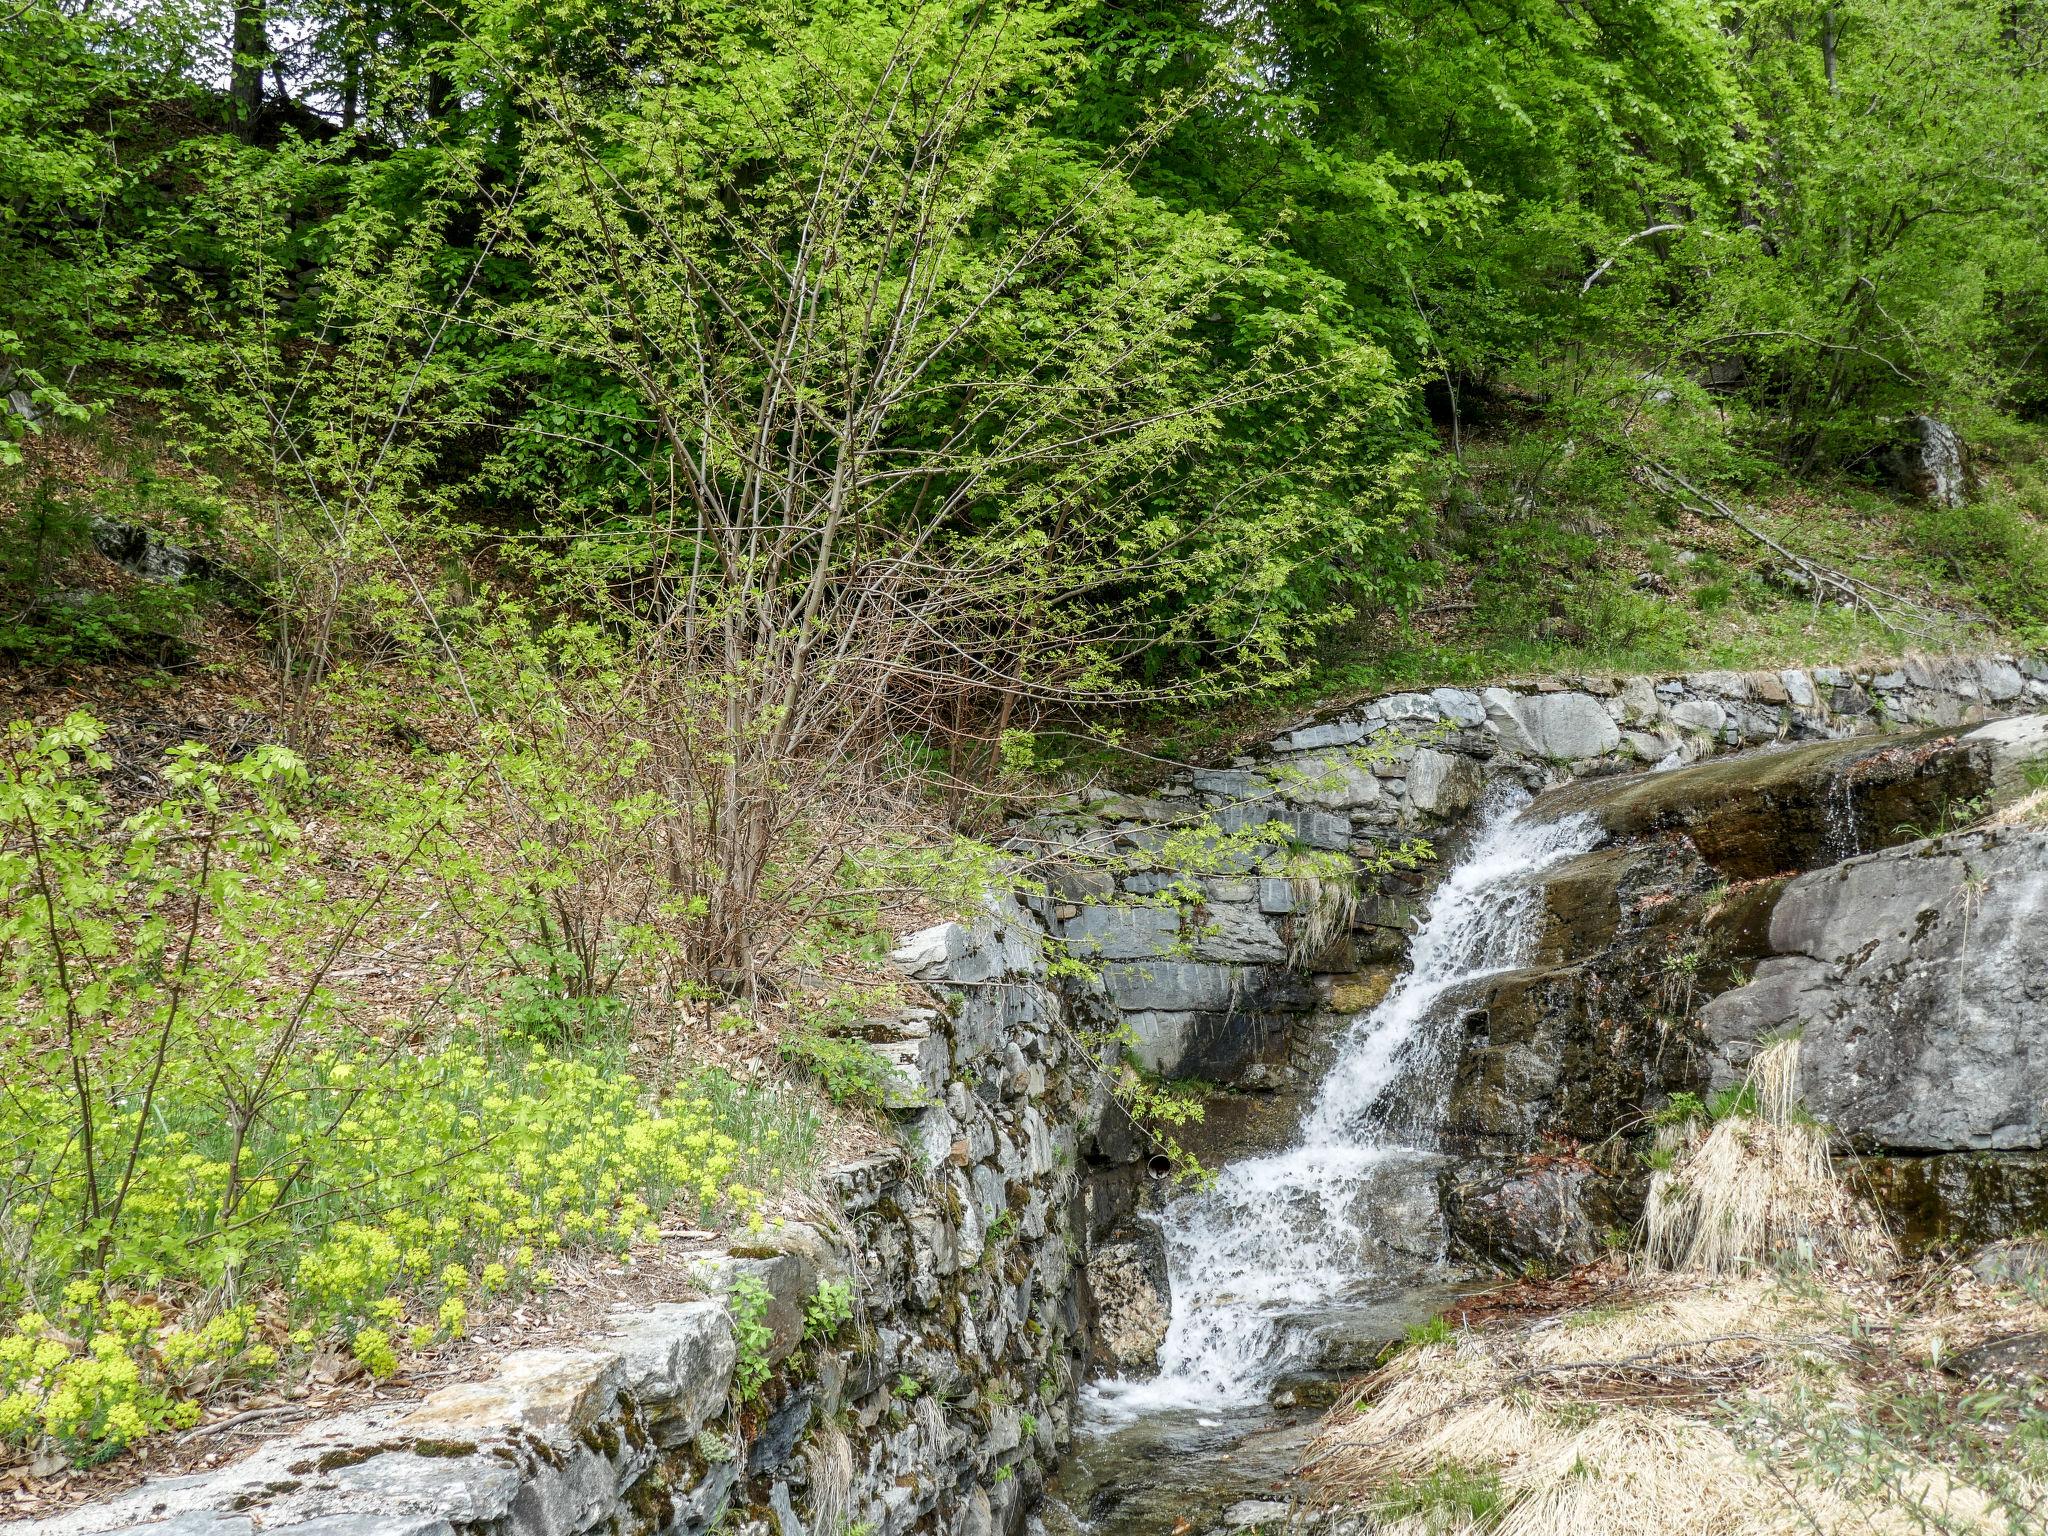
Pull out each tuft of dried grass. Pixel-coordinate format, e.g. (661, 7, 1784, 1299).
(1310, 1278, 1828, 1535)
(1642, 1038, 1895, 1277)
(1990, 786, 2048, 829)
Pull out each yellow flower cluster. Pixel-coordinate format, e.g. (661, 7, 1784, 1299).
(3, 1043, 802, 1465)
(282, 1046, 766, 1328)
(0, 1301, 249, 1457)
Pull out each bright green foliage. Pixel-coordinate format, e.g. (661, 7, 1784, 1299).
(349, 1328, 399, 1382)
(1403, 1315, 1456, 1351)
(0, 1297, 233, 1462)
(778, 1030, 901, 1112)
(803, 1278, 856, 1345)
(1373, 1460, 1509, 1531)
(0, 713, 818, 1459)
(727, 1276, 776, 1406)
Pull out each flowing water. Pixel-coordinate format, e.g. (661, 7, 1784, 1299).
(1082, 796, 1602, 1430)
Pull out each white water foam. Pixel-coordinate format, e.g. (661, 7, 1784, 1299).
(1088, 797, 1601, 1418)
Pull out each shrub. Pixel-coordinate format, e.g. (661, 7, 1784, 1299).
(1909, 489, 2048, 643)
(0, 713, 817, 1463)
(778, 1027, 900, 1110)
(803, 1278, 855, 1344)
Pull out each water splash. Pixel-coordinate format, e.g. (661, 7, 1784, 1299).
(1088, 796, 1601, 1417)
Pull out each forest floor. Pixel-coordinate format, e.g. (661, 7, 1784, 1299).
(1132, 435, 2048, 762)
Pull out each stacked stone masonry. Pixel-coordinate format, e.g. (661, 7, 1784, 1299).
(16, 896, 1088, 1536)
(1007, 652, 2048, 1084)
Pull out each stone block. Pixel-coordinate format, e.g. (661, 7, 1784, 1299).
(1432, 688, 1488, 727)
(1103, 961, 1241, 1013)
(1779, 669, 1818, 710)
(401, 1349, 623, 1442)
(1407, 747, 1483, 816)
(605, 1302, 737, 1447)
(1980, 658, 2027, 702)
(1481, 688, 1622, 762)
(1273, 749, 1383, 809)
(1057, 903, 1182, 962)
(1187, 903, 1287, 963)
(1667, 698, 1725, 734)
(1270, 718, 1369, 753)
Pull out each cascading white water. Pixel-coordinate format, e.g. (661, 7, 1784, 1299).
(1089, 797, 1601, 1417)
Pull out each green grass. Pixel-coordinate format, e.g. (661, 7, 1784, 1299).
(1125, 442, 2041, 763)
(1373, 1461, 1510, 1533)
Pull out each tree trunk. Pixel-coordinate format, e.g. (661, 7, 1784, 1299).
(231, 0, 267, 139)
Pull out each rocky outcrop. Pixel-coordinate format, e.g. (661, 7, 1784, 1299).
(1889, 416, 1971, 507)
(1012, 653, 2047, 1095)
(1701, 828, 2048, 1151)
(1435, 714, 2048, 1272)
(25, 897, 1092, 1536)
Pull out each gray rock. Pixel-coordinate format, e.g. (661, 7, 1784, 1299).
(1482, 689, 1622, 762)
(90, 516, 204, 584)
(1432, 688, 1488, 728)
(1407, 748, 1483, 816)
(749, 1390, 816, 1475)
(1891, 416, 1970, 507)
(1187, 904, 1288, 964)
(1702, 830, 2048, 1151)
(1271, 718, 1369, 753)
(1191, 767, 1269, 800)
(1968, 1239, 2048, 1289)
(1668, 698, 1726, 735)
(1116, 1009, 1203, 1072)
(1219, 1502, 1292, 1532)
(1085, 1237, 1170, 1372)
(1618, 676, 1662, 726)
(1274, 749, 1382, 810)
(1256, 877, 1298, 914)
(1965, 714, 2048, 800)
(1059, 903, 1183, 961)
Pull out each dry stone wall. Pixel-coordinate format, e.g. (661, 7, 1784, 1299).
(1007, 651, 2048, 1088)
(17, 896, 1091, 1536)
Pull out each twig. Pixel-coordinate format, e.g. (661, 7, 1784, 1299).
(1580, 223, 1686, 295)
(176, 1405, 310, 1443)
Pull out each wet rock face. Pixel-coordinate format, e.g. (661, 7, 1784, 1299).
(1702, 829, 2048, 1152)
(1439, 1162, 1618, 1272)
(1436, 839, 1726, 1164)
(1014, 654, 2045, 1122)
(1436, 715, 2048, 1272)
(1854, 1152, 2048, 1247)
(1084, 1238, 1171, 1375)
(1533, 726, 1998, 880)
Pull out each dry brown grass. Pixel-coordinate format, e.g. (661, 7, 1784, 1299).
(1307, 1264, 2048, 1536)
(1642, 1040, 1896, 1278)
(1991, 787, 2048, 829)
(1304, 1039, 2044, 1536)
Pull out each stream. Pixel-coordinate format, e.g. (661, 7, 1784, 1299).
(1059, 798, 1602, 1533)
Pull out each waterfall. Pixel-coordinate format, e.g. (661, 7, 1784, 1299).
(1088, 797, 1601, 1417)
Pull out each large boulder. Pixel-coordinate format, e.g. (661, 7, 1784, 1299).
(1481, 688, 1622, 762)
(1701, 828, 2048, 1152)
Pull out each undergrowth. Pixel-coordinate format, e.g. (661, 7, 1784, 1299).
(0, 711, 821, 1464)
